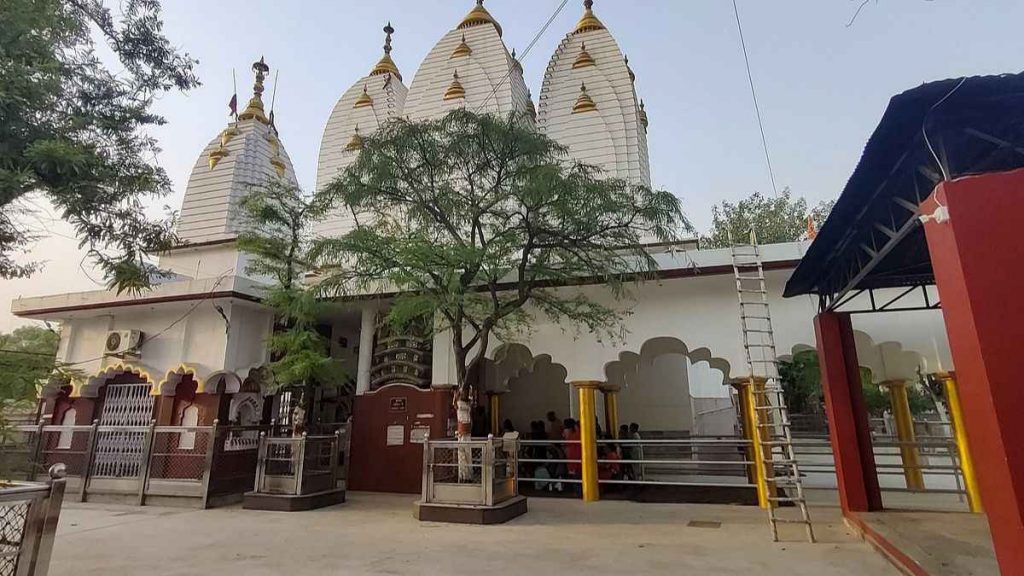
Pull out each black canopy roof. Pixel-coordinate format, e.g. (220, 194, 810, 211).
(784, 72, 1024, 308)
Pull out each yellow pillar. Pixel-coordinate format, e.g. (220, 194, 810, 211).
(488, 393, 500, 436)
(939, 371, 983, 512)
(573, 381, 601, 502)
(601, 384, 620, 437)
(731, 377, 772, 508)
(886, 380, 925, 490)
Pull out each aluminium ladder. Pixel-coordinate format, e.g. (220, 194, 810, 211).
(730, 232, 815, 543)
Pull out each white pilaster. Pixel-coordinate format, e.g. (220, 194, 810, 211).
(356, 304, 377, 395)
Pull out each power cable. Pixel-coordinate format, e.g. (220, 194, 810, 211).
(474, 0, 571, 113)
(732, 0, 780, 197)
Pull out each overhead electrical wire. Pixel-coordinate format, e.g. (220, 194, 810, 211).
(475, 0, 571, 113)
(732, 0, 780, 197)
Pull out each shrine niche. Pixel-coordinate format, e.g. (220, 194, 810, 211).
(370, 319, 432, 390)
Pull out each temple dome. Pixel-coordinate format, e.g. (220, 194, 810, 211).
(175, 59, 297, 245)
(537, 0, 650, 186)
(315, 24, 409, 238)
(403, 0, 531, 121)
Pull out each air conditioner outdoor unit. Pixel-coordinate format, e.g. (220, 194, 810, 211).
(104, 330, 143, 356)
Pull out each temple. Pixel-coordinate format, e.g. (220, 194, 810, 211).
(8, 0, 974, 541)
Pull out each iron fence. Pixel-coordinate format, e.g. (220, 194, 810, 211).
(0, 464, 66, 576)
(252, 431, 344, 496)
(421, 435, 518, 507)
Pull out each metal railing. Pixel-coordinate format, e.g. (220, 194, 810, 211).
(252, 431, 344, 496)
(0, 464, 66, 576)
(518, 436, 755, 492)
(7, 422, 276, 507)
(421, 435, 518, 507)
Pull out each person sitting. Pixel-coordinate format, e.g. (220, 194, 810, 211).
(599, 443, 622, 481)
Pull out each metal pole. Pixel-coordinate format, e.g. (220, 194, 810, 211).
(136, 420, 156, 506)
(601, 384, 620, 437)
(200, 419, 219, 509)
(28, 422, 45, 481)
(420, 433, 431, 503)
(295, 433, 307, 495)
(940, 372, 983, 512)
(483, 435, 494, 506)
(329, 430, 341, 489)
(886, 380, 925, 490)
(79, 420, 100, 502)
(573, 381, 600, 502)
(29, 464, 66, 576)
(254, 431, 267, 492)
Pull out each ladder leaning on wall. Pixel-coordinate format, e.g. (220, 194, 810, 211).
(730, 230, 816, 543)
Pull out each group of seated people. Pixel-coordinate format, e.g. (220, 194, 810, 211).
(502, 412, 644, 491)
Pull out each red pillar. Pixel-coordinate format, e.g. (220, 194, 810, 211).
(922, 168, 1024, 574)
(814, 311, 882, 513)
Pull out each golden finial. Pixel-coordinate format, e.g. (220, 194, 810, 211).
(345, 125, 364, 152)
(639, 99, 648, 130)
(572, 82, 597, 114)
(574, 0, 605, 35)
(458, 0, 503, 37)
(208, 145, 229, 169)
(371, 22, 403, 81)
(511, 48, 523, 74)
(444, 70, 466, 100)
(573, 41, 596, 69)
(238, 57, 271, 124)
(624, 55, 635, 83)
(451, 34, 472, 58)
(354, 84, 374, 108)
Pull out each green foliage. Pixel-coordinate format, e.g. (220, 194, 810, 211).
(701, 188, 835, 248)
(778, 349, 903, 417)
(238, 180, 343, 395)
(312, 110, 693, 392)
(0, 326, 58, 406)
(0, 0, 198, 293)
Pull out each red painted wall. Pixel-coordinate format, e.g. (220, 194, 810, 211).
(923, 168, 1024, 574)
(347, 385, 452, 493)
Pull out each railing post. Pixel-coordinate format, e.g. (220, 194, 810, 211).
(885, 380, 925, 490)
(27, 464, 67, 576)
(329, 430, 341, 488)
(254, 431, 267, 492)
(939, 372, 983, 512)
(136, 420, 156, 506)
(295, 433, 307, 496)
(79, 420, 100, 502)
(420, 433, 431, 503)
(200, 419, 220, 509)
(483, 435, 494, 506)
(28, 422, 45, 481)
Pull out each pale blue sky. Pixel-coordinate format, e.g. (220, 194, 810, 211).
(4, 0, 1023, 330)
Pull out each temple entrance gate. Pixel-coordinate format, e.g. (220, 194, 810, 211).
(92, 381, 155, 478)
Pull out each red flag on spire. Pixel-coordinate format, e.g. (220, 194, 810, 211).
(228, 93, 238, 118)
(806, 215, 818, 240)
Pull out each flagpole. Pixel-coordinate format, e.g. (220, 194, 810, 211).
(269, 70, 279, 131)
(231, 68, 238, 120)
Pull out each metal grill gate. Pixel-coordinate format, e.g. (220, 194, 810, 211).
(92, 382, 155, 478)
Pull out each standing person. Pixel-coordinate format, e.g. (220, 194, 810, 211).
(630, 422, 645, 481)
(546, 411, 564, 440)
(563, 418, 581, 491)
(619, 424, 635, 480)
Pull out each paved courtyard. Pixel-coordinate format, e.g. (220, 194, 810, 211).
(49, 493, 897, 575)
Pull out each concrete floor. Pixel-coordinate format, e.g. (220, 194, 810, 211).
(48, 493, 899, 576)
(860, 510, 998, 576)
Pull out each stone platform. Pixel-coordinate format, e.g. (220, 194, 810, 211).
(414, 495, 527, 524)
(243, 488, 346, 512)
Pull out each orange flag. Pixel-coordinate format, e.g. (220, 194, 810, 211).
(806, 216, 818, 240)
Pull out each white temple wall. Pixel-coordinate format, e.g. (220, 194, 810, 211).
(431, 269, 951, 388)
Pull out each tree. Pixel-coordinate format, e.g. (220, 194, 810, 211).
(0, 326, 59, 411)
(312, 110, 692, 439)
(0, 0, 199, 293)
(701, 188, 835, 248)
(238, 180, 343, 432)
